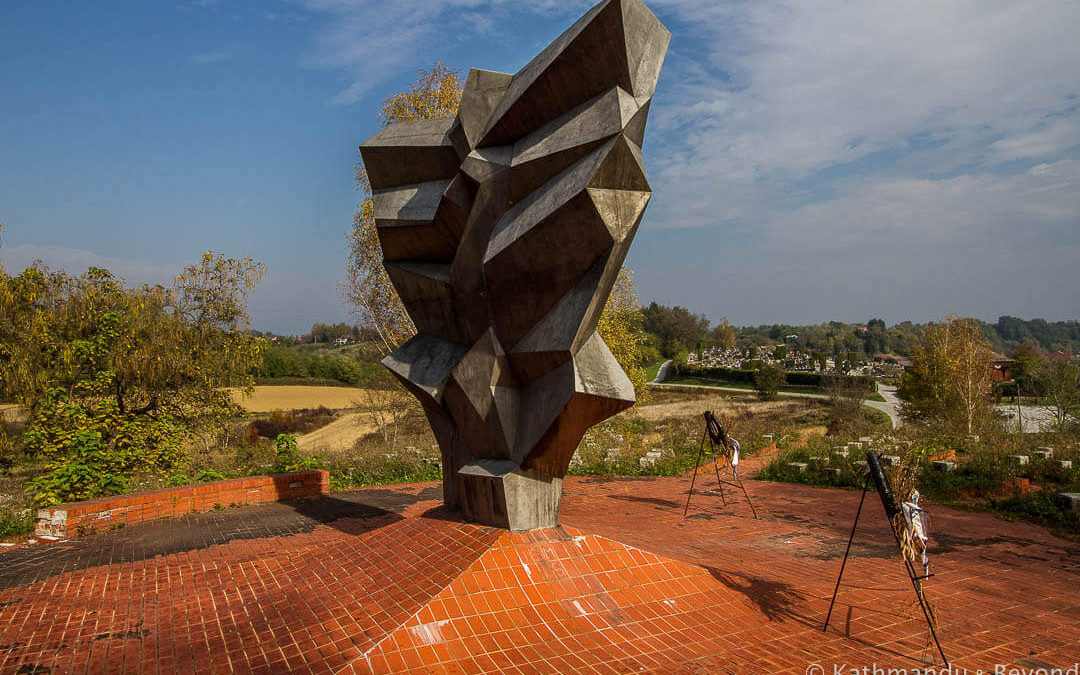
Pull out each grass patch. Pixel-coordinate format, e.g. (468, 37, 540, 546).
(644, 360, 665, 383)
(663, 376, 829, 396)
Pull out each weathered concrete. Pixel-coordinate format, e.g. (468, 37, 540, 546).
(358, 0, 668, 530)
(1058, 492, 1080, 512)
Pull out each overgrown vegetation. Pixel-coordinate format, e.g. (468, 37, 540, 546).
(246, 407, 336, 441)
(0, 252, 264, 506)
(759, 432, 1080, 539)
(257, 343, 379, 387)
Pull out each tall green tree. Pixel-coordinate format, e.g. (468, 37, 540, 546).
(1011, 340, 1045, 401)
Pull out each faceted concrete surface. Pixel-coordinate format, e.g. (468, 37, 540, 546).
(358, 0, 668, 529)
(1, 472, 1078, 674)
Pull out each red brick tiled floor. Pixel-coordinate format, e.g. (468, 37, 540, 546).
(1, 475, 1078, 674)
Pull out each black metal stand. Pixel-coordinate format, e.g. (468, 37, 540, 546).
(683, 428, 759, 519)
(823, 474, 949, 667)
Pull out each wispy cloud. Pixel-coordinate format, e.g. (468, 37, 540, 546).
(288, 0, 1080, 322)
(191, 47, 237, 63)
(294, 0, 594, 104)
(0, 243, 179, 286)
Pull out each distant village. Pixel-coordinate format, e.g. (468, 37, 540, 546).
(686, 345, 909, 378)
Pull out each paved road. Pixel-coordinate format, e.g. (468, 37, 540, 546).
(650, 359, 674, 384)
(996, 403, 1057, 433)
(647, 379, 902, 429)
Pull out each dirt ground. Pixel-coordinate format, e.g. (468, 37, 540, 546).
(296, 412, 381, 453)
(0, 404, 25, 424)
(229, 385, 380, 412)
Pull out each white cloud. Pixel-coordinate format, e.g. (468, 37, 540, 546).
(989, 116, 1080, 163)
(191, 47, 237, 63)
(287, 0, 1080, 322)
(294, 0, 595, 104)
(0, 244, 179, 286)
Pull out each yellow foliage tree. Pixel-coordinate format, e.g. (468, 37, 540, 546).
(596, 268, 648, 399)
(345, 63, 463, 355)
(899, 316, 995, 434)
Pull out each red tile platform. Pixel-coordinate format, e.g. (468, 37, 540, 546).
(35, 470, 330, 539)
(2, 473, 1078, 674)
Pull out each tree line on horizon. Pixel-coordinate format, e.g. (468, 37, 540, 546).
(639, 301, 1079, 362)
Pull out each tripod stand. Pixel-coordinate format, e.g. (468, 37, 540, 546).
(823, 453, 949, 667)
(683, 411, 758, 519)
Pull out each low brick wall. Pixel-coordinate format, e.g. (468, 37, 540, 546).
(35, 470, 330, 540)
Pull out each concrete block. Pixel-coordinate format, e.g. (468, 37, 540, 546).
(458, 459, 562, 531)
(882, 455, 902, 467)
(1032, 448, 1053, 461)
(833, 450, 849, 459)
(808, 456, 826, 464)
(821, 468, 842, 478)
(762, 434, 774, 443)
(1057, 493, 1080, 512)
(1007, 455, 1030, 466)
(859, 437, 873, 444)
(787, 462, 808, 473)
(852, 460, 869, 473)
(932, 460, 956, 472)
(1057, 460, 1073, 470)
(1036, 446, 1054, 457)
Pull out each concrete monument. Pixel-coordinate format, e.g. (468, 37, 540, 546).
(359, 0, 669, 530)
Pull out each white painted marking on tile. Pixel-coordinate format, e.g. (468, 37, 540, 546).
(409, 619, 450, 645)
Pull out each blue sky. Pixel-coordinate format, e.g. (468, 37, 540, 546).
(2, 0, 1078, 334)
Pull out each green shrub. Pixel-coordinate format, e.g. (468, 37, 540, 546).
(273, 433, 321, 474)
(194, 469, 227, 483)
(992, 492, 1080, 539)
(754, 363, 785, 401)
(0, 507, 34, 539)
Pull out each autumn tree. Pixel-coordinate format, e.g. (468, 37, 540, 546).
(711, 318, 736, 350)
(596, 268, 648, 398)
(898, 316, 996, 435)
(1040, 359, 1080, 432)
(0, 252, 265, 505)
(345, 63, 464, 355)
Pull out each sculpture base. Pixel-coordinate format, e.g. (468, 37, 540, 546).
(458, 459, 562, 531)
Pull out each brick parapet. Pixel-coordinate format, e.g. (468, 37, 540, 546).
(35, 470, 330, 539)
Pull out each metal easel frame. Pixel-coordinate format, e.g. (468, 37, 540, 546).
(683, 411, 758, 519)
(823, 452, 949, 667)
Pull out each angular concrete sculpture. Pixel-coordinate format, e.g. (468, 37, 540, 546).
(359, 0, 669, 531)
